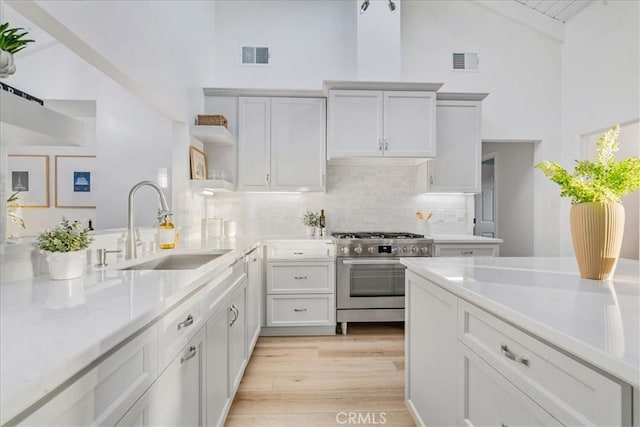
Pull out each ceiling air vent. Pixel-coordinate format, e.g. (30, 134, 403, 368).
(242, 46, 270, 65)
(452, 52, 479, 71)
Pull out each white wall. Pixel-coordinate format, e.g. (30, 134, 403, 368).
(33, 0, 217, 123)
(211, 0, 565, 254)
(212, 0, 357, 89)
(401, 0, 562, 255)
(2, 5, 176, 231)
(560, 0, 640, 255)
(483, 142, 535, 256)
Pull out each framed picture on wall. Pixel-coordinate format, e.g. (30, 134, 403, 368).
(6, 154, 50, 208)
(189, 146, 207, 180)
(55, 155, 97, 208)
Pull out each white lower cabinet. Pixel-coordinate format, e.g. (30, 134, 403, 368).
(22, 325, 158, 427)
(405, 271, 633, 427)
(228, 281, 247, 393)
(264, 241, 336, 335)
(117, 327, 206, 427)
(246, 249, 263, 350)
(205, 298, 230, 427)
(405, 271, 457, 427)
(459, 342, 562, 427)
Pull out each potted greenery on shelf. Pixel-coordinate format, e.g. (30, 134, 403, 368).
(301, 209, 320, 237)
(0, 22, 35, 78)
(536, 124, 640, 280)
(38, 217, 93, 280)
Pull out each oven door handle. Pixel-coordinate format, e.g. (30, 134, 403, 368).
(341, 259, 404, 265)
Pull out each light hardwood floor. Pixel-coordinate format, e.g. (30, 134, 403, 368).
(225, 323, 415, 427)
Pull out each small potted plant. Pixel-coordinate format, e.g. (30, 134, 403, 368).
(0, 22, 35, 78)
(38, 217, 93, 280)
(536, 124, 640, 280)
(301, 209, 319, 237)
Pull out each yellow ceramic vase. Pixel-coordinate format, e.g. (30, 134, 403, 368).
(570, 202, 625, 280)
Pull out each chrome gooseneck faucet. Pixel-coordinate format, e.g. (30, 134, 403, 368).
(126, 180, 171, 260)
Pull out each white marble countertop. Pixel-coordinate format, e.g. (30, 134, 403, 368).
(429, 234, 503, 244)
(400, 256, 640, 387)
(0, 237, 261, 424)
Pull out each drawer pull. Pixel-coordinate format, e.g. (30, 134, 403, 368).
(294, 308, 308, 312)
(180, 346, 197, 364)
(293, 252, 304, 255)
(501, 344, 529, 366)
(501, 423, 508, 427)
(294, 276, 308, 280)
(461, 250, 474, 255)
(177, 314, 194, 330)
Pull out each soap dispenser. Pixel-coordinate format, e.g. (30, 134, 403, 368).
(158, 210, 176, 249)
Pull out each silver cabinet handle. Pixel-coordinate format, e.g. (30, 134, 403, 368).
(294, 276, 308, 280)
(293, 252, 304, 255)
(501, 344, 529, 366)
(177, 314, 194, 330)
(384, 138, 388, 151)
(180, 346, 197, 364)
(229, 304, 239, 327)
(266, 173, 270, 184)
(461, 250, 474, 255)
(429, 176, 434, 185)
(378, 139, 383, 151)
(294, 308, 307, 312)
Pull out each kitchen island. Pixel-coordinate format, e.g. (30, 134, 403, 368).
(401, 256, 639, 427)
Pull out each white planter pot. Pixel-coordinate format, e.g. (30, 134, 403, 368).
(0, 50, 16, 78)
(306, 226, 316, 237)
(45, 250, 87, 280)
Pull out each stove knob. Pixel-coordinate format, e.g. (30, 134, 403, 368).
(399, 247, 407, 254)
(420, 247, 430, 255)
(391, 247, 399, 254)
(341, 247, 350, 255)
(368, 247, 376, 254)
(354, 246, 363, 254)
(411, 247, 419, 254)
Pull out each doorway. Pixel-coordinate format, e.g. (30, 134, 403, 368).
(477, 142, 535, 256)
(474, 155, 496, 238)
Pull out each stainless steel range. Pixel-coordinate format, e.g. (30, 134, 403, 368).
(333, 232, 434, 335)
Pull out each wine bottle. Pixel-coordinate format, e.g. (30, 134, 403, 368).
(319, 209, 326, 229)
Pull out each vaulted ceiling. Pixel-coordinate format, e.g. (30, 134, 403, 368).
(515, 0, 592, 23)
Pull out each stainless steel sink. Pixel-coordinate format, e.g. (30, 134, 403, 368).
(121, 251, 231, 270)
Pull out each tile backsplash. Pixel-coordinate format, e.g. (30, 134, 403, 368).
(196, 164, 473, 239)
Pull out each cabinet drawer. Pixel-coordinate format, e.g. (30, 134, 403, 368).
(159, 292, 204, 369)
(458, 341, 562, 427)
(267, 294, 335, 326)
(459, 300, 631, 426)
(267, 262, 335, 294)
(22, 325, 158, 426)
(267, 243, 335, 260)
(434, 244, 498, 257)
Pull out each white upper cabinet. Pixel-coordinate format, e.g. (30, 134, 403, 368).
(238, 97, 271, 191)
(238, 97, 326, 192)
(327, 90, 436, 158)
(328, 90, 383, 157)
(383, 92, 436, 157)
(416, 94, 486, 194)
(271, 98, 326, 191)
